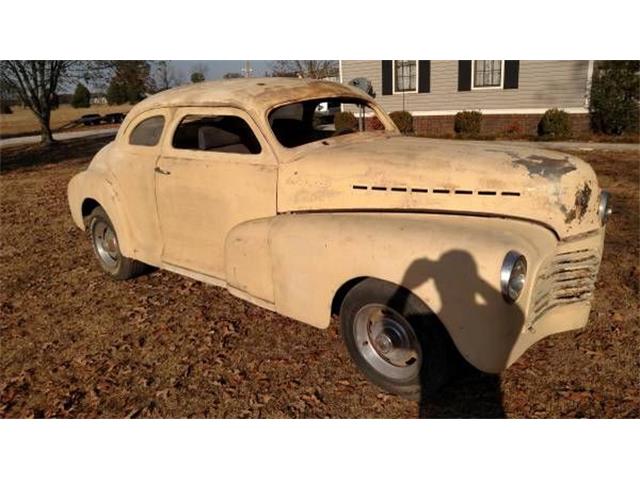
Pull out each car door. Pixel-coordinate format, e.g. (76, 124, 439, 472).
(110, 108, 171, 264)
(155, 106, 277, 280)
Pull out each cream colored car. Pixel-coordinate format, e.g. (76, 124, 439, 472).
(68, 78, 610, 397)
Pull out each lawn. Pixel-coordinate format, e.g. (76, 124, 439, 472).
(0, 104, 131, 139)
(0, 138, 638, 418)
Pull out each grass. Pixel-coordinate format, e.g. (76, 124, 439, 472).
(0, 137, 638, 418)
(0, 104, 131, 139)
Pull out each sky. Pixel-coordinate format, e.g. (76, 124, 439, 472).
(171, 60, 272, 80)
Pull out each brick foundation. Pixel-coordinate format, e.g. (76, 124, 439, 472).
(410, 113, 590, 137)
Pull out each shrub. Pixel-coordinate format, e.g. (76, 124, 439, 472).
(71, 83, 91, 108)
(369, 116, 384, 130)
(389, 111, 414, 134)
(106, 80, 127, 105)
(191, 72, 205, 83)
(589, 61, 640, 135)
(0, 102, 12, 114)
(538, 108, 571, 139)
(454, 111, 482, 136)
(501, 122, 522, 138)
(334, 111, 358, 132)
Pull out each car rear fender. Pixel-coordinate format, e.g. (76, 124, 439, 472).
(67, 169, 136, 259)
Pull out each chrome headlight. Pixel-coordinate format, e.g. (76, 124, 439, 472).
(501, 251, 527, 303)
(598, 191, 612, 225)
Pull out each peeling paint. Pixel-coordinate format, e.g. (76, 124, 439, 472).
(489, 149, 577, 180)
(560, 182, 592, 224)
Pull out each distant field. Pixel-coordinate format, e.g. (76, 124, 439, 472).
(0, 104, 131, 138)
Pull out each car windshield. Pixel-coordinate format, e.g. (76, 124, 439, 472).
(268, 97, 387, 148)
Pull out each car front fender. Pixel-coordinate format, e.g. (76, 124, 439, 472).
(267, 212, 558, 373)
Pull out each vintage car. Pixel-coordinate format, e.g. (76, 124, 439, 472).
(68, 78, 610, 397)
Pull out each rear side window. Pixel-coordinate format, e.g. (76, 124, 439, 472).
(172, 115, 261, 155)
(129, 116, 165, 146)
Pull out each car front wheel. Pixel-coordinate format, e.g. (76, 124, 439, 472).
(340, 278, 456, 399)
(88, 206, 147, 280)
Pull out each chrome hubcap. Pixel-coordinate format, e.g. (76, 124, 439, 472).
(354, 304, 422, 381)
(93, 220, 119, 268)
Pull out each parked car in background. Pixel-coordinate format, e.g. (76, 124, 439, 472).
(103, 112, 125, 124)
(67, 78, 610, 397)
(76, 112, 125, 127)
(78, 113, 102, 126)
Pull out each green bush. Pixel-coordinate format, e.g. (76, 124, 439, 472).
(106, 81, 127, 105)
(71, 83, 91, 108)
(334, 111, 358, 132)
(538, 108, 571, 139)
(191, 72, 205, 83)
(589, 61, 640, 135)
(389, 111, 414, 134)
(454, 111, 482, 136)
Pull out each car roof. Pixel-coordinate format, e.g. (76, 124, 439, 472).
(126, 77, 370, 118)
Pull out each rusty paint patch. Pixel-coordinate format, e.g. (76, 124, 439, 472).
(489, 149, 577, 180)
(561, 182, 592, 224)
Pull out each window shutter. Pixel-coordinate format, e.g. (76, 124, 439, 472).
(504, 60, 520, 89)
(382, 60, 393, 95)
(418, 60, 431, 93)
(458, 61, 472, 91)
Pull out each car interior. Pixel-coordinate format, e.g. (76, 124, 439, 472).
(172, 115, 262, 154)
(269, 97, 377, 148)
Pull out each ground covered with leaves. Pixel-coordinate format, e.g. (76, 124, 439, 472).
(1, 138, 638, 418)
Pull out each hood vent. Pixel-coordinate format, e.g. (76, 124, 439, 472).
(352, 184, 521, 197)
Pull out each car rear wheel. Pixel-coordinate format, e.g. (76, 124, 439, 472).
(340, 278, 456, 398)
(88, 206, 147, 280)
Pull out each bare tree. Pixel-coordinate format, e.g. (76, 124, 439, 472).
(269, 60, 339, 79)
(0, 61, 101, 144)
(154, 61, 184, 91)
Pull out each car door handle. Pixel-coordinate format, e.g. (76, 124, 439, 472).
(154, 166, 171, 175)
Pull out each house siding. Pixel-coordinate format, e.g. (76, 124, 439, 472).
(340, 60, 590, 113)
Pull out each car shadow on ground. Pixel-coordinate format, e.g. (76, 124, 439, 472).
(386, 249, 523, 418)
(0, 135, 114, 173)
(418, 368, 505, 418)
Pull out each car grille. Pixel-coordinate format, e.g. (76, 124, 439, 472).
(530, 248, 601, 328)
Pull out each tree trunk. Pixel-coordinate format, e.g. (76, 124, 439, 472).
(37, 112, 55, 145)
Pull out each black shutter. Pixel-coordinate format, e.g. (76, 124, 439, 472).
(418, 60, 431, 93)
(504, 60, 520, 89)
(382, 60, 393, 95)
(458, 60, 472, 91)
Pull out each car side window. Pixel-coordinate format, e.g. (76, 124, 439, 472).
(172, 115, 261, 155)
(129, 115, 165, 146)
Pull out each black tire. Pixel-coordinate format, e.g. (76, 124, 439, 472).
(87, 206, 147, 280)
(340, 278, 457, 399)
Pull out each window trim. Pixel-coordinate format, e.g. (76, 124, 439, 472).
(471, 60, 505, 90)
(127, 114, 166, 147)
(392, 60, 419, 94)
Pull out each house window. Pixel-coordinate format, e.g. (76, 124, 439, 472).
(473, 60, 503, 88)
(394, 60, 417, 93)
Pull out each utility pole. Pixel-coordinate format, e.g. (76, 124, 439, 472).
(242, 60, 253, 78)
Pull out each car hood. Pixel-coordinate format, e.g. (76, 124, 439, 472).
(277, 136, 602, 238)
